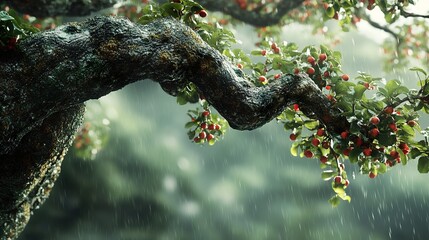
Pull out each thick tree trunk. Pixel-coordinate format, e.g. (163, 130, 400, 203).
(0, 16, 348, 238)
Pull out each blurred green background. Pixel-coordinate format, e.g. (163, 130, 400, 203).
(20, 17, 429, 240)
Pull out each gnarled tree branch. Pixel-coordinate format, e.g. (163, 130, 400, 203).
(5, 0, 304, 27)
(5, 0, 120, 17)
(0, 16, 348, 238)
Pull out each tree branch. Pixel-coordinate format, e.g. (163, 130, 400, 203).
(195, 0, 305, 27)
(0, 16, 348, 238)
(5, 0, 305, 27)
(400, 9, 429, 19)
(5, 0, 120, 17)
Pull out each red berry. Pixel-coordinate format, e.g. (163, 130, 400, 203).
(323, 71, 330, 78)
(389, 123, 397, 132)
(198, 10, 207, 17)
(274, 73, 281, 79)
(343, 148, 351, 156)
(215, 124, 221, 130)
(304, 150, 314, 158)
(259, 76, 267, 83)
(293, 68, 300, 74)
(407, 120, 417, 127)
(340, 131, 348, 139)
(273, 47, 281, 54)
(363, 148, 372, 156)
(202, 111, 210, 117)
(322, 141, 330, 149)
(325, 85, 331, 90)
(261, 50, 267, 56)
(354, 137, 363, 147)
(390, 150, 399, 159)
(317, 128, 325, 137)
(370, 116, 380, 125)
(293, 104, 299, 111)
(363, 82, 370, 89)
(320, 156, 328, 164)
(193, 137, 200, 142)
(208, 124, 215, 130)
(307, 67, 315, 75)
(384, 106, 394, 114)
(237, 63, 243, 69)
(334, 176, 342, 183)
(289, 134, 297, 141)
(369, 172, 377, 179)
(399, 143, 410, 155)
(207, 134, 214, 141)
(200, 122, 207, 129)
(307, 56, 315, 64)
(270, 42, 277, 50)
(319, 53, 327, 62)
(345, 180, 350, 187)
(369, 128, 380, 138)
(333, 12, 339, 20)
(199, 131, 207, 139)
(341, 74, 349, 81)
(311, 138, 320, 147)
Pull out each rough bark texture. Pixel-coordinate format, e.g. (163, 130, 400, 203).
(196, 0, 305, 27)
(0, 16, 348, 238)
(0, 105, 84, 239)
(6, 0, 304, 27)
(5, 0, 120, 17)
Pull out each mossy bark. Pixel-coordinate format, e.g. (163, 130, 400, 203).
(0, 16, 348, 239)
(6, 0, 304, 27)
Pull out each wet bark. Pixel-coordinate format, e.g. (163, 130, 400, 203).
(5, 0, 304, 27)
(5, 0, 119, 17)
(0, 16, 348, 238)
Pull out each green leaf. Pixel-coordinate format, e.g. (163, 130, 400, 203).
(398, 148, 407, 165)
(187, 130, 196, 140)
(304, 120, 319, 130)
(0, 11, 14, 21)
(418, 157, 429, 173)
(400, 124, 415, 136)
(409, 67, 427, 76)
(326, 7, 335, 18)
(161, 3, 183, 17)
(378, 132, 396, 146)
(378, 162, 387, 173)
(332, 184, 345, 195)
(353, 84, 366, 100)
(185, 121, 196, 128)
(321, 170, 336, 181)
(328, 195, 341, 207)
(385, 79, 401, 96)
(290, 142, 299, 157)
(349, 148, 362, 163)
(208, 138, 216, 146)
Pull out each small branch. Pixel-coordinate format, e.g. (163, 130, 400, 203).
(363, 14, 399, 41)
(400, 9, 429, 19)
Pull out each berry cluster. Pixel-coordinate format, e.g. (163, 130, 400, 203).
(185, 107, 227, 145)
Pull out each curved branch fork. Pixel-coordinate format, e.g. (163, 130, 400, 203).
(0, 16, 348, 238)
